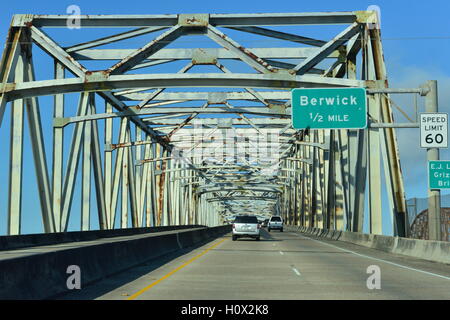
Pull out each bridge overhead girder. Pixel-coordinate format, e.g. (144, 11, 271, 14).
(0, 11, 408, 237)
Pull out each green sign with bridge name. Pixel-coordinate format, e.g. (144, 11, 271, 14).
(429, 160, 450, 189)
(291, 87, 367, 129)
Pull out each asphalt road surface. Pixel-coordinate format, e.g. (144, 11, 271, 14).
(59, 229, 450, 300)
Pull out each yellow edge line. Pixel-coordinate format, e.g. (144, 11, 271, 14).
(127, 237, 227, 300)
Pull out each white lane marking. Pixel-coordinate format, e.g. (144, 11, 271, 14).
(292, 232, 450, 281)
(291, 267, 301, 276)
(279, 251, 284, 255)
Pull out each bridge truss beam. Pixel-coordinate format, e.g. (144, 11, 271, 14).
(0, 11, 409, 237)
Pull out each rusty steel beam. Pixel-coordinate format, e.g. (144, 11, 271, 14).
(0, 11, 412, 237)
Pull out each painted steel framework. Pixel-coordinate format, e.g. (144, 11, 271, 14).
(0, 11, 411, 236)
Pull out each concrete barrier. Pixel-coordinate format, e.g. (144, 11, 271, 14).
(287, 225, 450, 265)
(0, 225, 205, 251)
(0, 225, 231, 300)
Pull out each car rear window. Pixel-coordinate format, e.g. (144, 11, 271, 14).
(234, 216, 258, 223)
(271, 216, 282, 221)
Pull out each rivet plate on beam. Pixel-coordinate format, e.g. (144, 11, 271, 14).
(11, 14, 34, 27)
(354, 11, 377, 24)
(192, 48, 217, 65)
(178, 14, 209, 27)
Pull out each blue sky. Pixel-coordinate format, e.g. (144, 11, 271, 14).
(0, 0, 449, 235)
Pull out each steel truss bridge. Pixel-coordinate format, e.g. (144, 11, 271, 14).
(0, 11, 432, 239)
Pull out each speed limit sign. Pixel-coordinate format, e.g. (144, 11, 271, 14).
(420, 113, 448, 148)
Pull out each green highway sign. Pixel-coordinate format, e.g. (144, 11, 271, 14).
(428, 160, 450, 189)
(291, 87, 367, 129)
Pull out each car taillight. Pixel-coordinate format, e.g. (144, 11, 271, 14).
(232, 224, 235, 229)
(257, 224, 261, 229)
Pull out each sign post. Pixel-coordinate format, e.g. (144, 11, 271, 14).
(425, 80, 442, 241)
(291, 87, 367, 129)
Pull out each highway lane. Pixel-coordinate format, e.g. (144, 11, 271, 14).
(60, 229, 450, 300)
